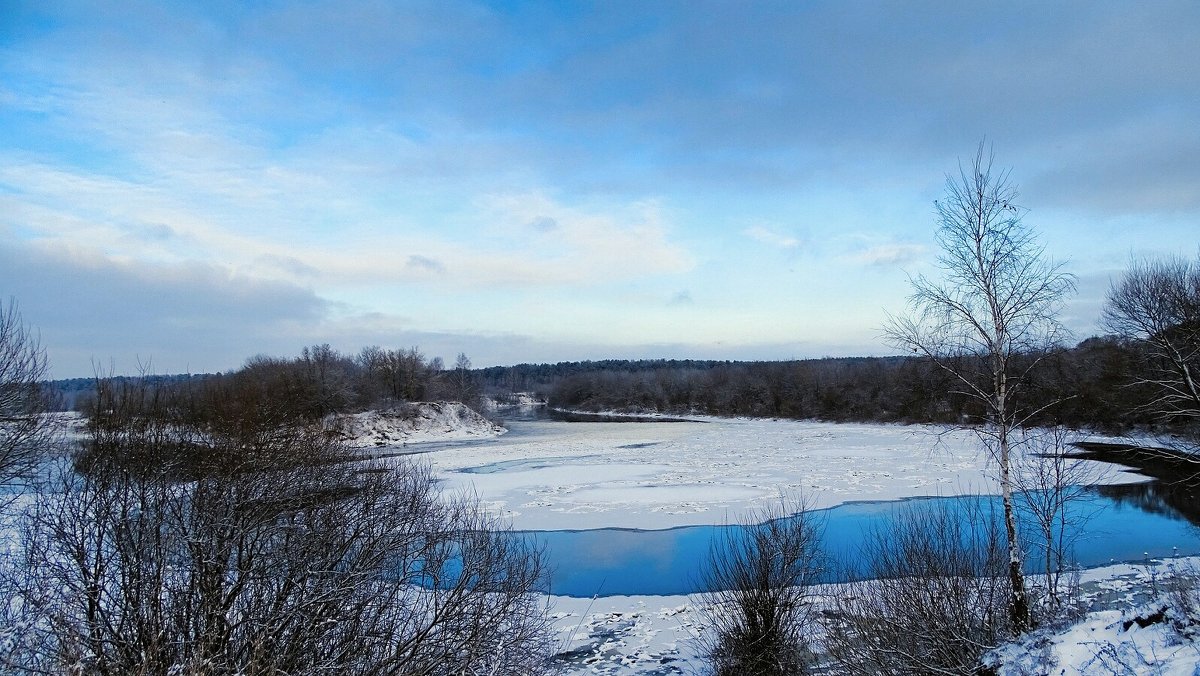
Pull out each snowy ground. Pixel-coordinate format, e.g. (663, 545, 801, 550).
(987, 557, 1200, 676)
(546, 557, 1200, 675)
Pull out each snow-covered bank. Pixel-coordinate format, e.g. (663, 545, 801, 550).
(985, 557, 1200, 675)
(423, 418, 1147, 531)
(550, 593, 697, 674)
(548, 557, 1200, 675)
(335, 402, 505, 447)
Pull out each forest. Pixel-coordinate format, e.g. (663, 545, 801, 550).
(488, 337, 1151, 432)
(43, 333, 1165, 437)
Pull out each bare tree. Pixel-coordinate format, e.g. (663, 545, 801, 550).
(695, 499, 823, 675)
(1102, 254, 1200, 445)
(884, 143, 1075, 632)
(299, 342, 355, 416)
(0, 297, 56, 486)
(1012, 426, 1101, 620)
(358, 346, 437, 405)
(11, 375, 553, 675)
(0, 298, 57, 670)
(449, 352, 477, 404)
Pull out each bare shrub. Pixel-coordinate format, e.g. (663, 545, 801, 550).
(822, 499, 1011, 675)
(695, 499, 823, 676)
(1013, 426, 1099, 623)
(0, 298, 56, 486)
(1162, 559, 1200, 637)
(10, 375, 553, 675)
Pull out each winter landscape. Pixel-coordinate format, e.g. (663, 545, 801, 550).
(339, 402, 1200, 674)
(4, 3, 1200, 674)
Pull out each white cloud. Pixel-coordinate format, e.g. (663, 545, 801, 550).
(255, 254, 321, 279)
(744, 225, 801, 250)
(406, 255, 446, 274)
(847, 242, 927, 267)
(529, 216, 559, 232)
(0, 239, 330, 377)
(476, 192, 695, 285)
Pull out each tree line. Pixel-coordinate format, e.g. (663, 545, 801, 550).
(532, 338, 1154, 433)
(49, 345, 481, 420)
(44, 339, 1155, 437)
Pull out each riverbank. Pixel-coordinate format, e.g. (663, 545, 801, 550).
(548, 556, 1200, 675)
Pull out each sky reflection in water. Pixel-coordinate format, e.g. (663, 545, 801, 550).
(529, 483, 1200, 597)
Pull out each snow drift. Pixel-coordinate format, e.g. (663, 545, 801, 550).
(336, 402, 505, 447)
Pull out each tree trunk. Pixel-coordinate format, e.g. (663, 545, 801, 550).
(997, 424, 1030, 632)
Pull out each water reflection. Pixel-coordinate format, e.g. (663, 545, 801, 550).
(1095, 482, 1193, 522)
(1074, 442, 1200, 525)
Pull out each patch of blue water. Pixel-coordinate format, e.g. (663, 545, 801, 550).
(527, 485, 1200, 597)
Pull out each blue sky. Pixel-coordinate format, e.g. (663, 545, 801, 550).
(2, 1, 1198, 377)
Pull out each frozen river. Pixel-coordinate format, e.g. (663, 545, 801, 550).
(397, 414, 1199, 673)
(408, 415, 1200, 595)
(419, 414, 1147, 531)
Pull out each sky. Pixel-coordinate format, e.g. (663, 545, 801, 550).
(1, 1, 1198, 378)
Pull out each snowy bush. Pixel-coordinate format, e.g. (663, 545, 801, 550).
(1163, 559, 1200, 638)
(695, 499, 823, 675)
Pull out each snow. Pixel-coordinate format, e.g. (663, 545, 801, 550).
(334, 402, 505, 447)
(414, 417, 1145, 531)
(547, 558, 1200, 675)
(985, 558, 1200, 676)
(549, 594, 700, 674)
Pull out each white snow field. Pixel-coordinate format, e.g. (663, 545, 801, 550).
(417, 416, 1143, 531)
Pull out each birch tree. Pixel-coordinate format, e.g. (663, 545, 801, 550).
(884, 143, 1075, 632)
(449, 352, 476, 404)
